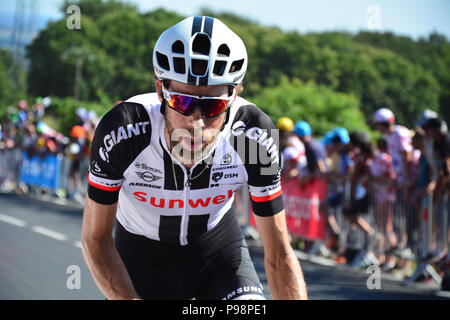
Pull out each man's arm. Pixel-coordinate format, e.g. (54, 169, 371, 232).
(81, 196, 140, 300)
(254, 210, 308, 300)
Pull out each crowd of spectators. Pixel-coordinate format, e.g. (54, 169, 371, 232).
(1, 98, 449, 289)
(0, 98, 99, 202)
(277, 108, 450, 288)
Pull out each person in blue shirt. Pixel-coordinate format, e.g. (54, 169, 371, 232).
(293, 121, 328, 188)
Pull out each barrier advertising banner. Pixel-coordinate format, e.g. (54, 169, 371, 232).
(20, 152, 61, 190)
(282, 177, 327, 240)
(250, 177, 327, 241)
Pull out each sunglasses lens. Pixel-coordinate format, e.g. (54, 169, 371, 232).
(199, 100, 228, 118)
(169, 94, 195, 114)
(167, 93, 228, 118)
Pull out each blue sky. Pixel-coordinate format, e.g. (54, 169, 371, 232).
(1, 0, 449, 39)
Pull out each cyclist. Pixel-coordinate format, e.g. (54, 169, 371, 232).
(82, 16, 307, 300)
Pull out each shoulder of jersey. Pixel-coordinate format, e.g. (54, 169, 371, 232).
(125, 92, 161, 112)
(230, 97, 275, 129)
(95, 94, 157, 132)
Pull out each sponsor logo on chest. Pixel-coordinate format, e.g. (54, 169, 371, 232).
(132, 189, 236, 209)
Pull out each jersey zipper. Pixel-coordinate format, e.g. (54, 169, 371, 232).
(180, 168, 191, 246)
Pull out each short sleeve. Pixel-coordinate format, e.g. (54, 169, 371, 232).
(230, 104, 284, 217)
(87, 102, 152, 205)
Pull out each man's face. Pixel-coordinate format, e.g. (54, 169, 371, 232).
(374, 122, 391, 135)
(156, 80, 230, 164)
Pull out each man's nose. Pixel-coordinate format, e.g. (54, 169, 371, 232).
(188, 106, 205, 129)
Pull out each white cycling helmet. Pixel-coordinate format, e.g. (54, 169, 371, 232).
(153, 16, 248, 86)
(373, 108, 395, 124)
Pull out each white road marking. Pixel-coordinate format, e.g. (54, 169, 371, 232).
(0, 214, 27, 227)
(0, 213, 82, 247)
(435, 291, 450, 299)
(31, 226, 68, 241)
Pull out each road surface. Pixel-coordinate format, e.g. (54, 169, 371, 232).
(0, 192, 448, 300)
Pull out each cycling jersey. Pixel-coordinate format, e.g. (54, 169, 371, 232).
(87, 93, 283, 246)
(114, 207, 265, 300)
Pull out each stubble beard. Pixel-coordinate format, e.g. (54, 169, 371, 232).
(166, 118, 218, 166)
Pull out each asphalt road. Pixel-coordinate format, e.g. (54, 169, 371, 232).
(0, 192, 448, 300)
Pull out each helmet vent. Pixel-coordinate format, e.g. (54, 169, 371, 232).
(172, 40, 184, 54)
(217, 44, 230, 57)
(213, 60, 227, 76)
(173, 57, 186, 74)
(229, 59, 244, 73)
(156, 51, 170, 71)
(192, 33, 211, 56)
(191, 59, 208, 76)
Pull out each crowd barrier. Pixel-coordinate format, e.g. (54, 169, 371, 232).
(0, 148, 89, 200)
(244, 174, 449, 287)
(1, 148, 448, 288)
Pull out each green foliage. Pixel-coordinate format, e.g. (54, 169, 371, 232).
(0, 51, 14, 108)
(250, 78, 371, 137)
(0, 49, 28, 120)
(354, 31, 450, 123)
(306, 32, 441, 126)
(27, 2, 183, 102)
(45, 96, 112, 135)
(61, 0, 137, 19)
(24, 2, 449, 131)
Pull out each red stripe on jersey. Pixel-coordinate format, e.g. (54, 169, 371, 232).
(251, 189, 283, 203)
(88, 175, 121, 192)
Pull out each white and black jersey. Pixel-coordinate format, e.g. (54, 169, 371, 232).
(88, 93, 283, 246)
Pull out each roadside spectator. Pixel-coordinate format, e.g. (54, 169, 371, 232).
(21, 123, 38, 155)
(370, 137, 397, 268)
(75, 107, 88, 126)
(321, 128, 353, 252)
(422, 118, 450, 202)
(85, 110, 98, 143)
(32, 97, 45, 122)
(67, 125, 87, 203)
(292, 121, 328, 251)
(16, 100, 29, 129)
(414, 110, 440, 204)
(373, 108, 414, 263)
(293, 121, 328, 188)
(422, 118, 450, 261)
(277, 117, 307, 180)
(342, 132, 377, 241)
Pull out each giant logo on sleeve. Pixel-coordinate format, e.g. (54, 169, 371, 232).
(98, 121, 150, 162)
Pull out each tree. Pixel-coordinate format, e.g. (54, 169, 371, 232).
(250, 78, 370, 137)
(354, 31, 450, 123)
(0, 49, 26, 120)
(25, 6, 446, 128)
